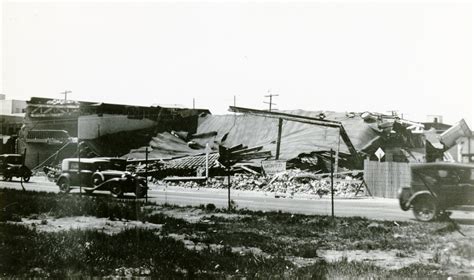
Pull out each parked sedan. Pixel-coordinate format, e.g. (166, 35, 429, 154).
(0, 154, 32, 182)
(56, 158, 147, 198)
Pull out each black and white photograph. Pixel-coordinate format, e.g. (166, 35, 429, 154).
(1, 0, 473, 278)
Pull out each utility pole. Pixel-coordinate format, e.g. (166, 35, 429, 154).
(233, 95, 237, 125)
(264, 91, 278, 112)
(145, 147, 148, 203)
(60, 90, 71, 102)
(330, 149, 334, 220)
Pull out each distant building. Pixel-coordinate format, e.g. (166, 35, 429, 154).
(0, 94, 27, 115)
(423, 115, 451, 133)
(0, 95, 27, 154)
(455, 133, 474, 163)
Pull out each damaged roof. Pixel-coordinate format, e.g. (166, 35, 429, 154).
(195, 110, 380, 160)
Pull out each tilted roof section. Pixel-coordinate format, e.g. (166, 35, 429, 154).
(196, 110, 379, 160)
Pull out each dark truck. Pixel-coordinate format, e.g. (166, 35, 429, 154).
(0, 154, 32, 182)
(56, 158, 147, 198)
(398, 162, 474, 221)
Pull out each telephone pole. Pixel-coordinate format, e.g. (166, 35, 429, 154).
(60, 90, 71, 102)
(264, 91, 278, 111)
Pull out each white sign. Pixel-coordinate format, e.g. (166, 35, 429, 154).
(262, 160, 286, 176)
(375, 147, 385, 161)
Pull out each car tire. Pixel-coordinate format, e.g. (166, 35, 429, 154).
(92, 173, 104, 187)
(58, 179, 71, 193)
(412, 196, 438, 222)
(110, 184, 123, 198)
(2, 175, 8, 181)
(399, 199, 410, 211)
(23, 176, 30, 183)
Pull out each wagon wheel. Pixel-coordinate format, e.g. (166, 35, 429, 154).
(110, 184, 123, 198)
(412, 196, 438, 222)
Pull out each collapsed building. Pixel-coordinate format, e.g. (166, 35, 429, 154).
(17, 97, 208, 169)
(17, 96, 472, 178)
(126, 106, 472, 177)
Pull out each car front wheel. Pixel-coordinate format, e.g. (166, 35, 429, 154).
(58, 179, 71, 193)
(23, 176, 30, 183)
(110, 184, 123, 198)
(412, 196, 438, 222)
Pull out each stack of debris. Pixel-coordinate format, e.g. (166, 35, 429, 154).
(156, 169, 363, 198)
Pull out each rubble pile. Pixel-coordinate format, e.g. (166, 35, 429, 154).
(127, 162, 163, 175)
(156, 169, 363, 198)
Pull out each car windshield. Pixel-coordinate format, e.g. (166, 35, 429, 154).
(6, 156, 22, 165)
(414, 166, 474, 187)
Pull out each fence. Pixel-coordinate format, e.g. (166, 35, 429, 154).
(363, 159, 410, 198)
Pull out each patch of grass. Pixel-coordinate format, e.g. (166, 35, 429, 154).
(0, 188, 459, 278)
(0, 188, 151, 221)
(146, 213, 191, 234)
(324, 259, 447, 279)
(0, 223, 294, 278)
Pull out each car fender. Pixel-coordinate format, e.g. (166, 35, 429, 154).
(406, 191, 437, 208)
(103, 177, 124, 186)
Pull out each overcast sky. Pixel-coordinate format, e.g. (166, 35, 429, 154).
(1, 1, 473, 126)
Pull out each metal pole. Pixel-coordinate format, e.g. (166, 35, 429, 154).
(78, 142, 82, 196)
(330, 149, 334, 219)
(205, 143, 209, 178)
(227, 169, 231, 210)
(233, 95, 236, 126)
(335, 128, 341, 174)
(20, 148, 26, 191)
(145, 147, 148, 203)
(276, 118, 283, 160)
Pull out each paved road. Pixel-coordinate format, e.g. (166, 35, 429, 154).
(2, 177, 473, 223)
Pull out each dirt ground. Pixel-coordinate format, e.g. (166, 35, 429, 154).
(11, 206, 474, 276)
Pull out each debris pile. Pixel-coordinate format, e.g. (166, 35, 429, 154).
(156, 169, 363, 198)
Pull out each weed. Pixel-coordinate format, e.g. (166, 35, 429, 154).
(205, 203, 216, 212)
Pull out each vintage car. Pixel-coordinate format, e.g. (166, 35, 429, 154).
(0, 154, 32, 182)
(398, 162, 474, 221)
(56, 158, 147, 198)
